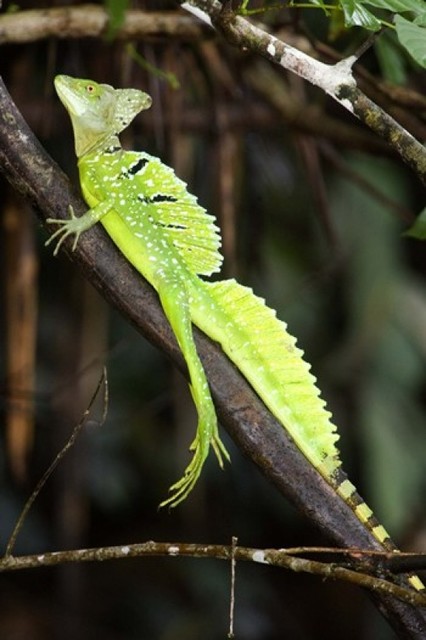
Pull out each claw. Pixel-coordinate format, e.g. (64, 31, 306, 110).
(160, 426, 229, 508)
(212, 435, 231, 469)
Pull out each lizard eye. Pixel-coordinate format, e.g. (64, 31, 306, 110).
(86, 85, 95, 94)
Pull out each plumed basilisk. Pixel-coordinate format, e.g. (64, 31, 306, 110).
(46, 75, 423, 591)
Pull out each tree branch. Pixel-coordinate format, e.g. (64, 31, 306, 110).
(0, 5, 209, 44)
(243, 62, 393, 157)
(0, 76, 425, 638)
(1, 540, 426, 609)
(181, 0, 426, 185)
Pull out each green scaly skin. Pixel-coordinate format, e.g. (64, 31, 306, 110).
(46, 75, 423, 590)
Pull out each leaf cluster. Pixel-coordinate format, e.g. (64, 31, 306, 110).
(285, 0, 426, 66)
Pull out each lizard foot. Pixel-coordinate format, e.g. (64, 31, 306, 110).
(45, 205, 89, 256)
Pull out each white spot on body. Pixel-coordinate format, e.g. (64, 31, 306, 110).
(121, 546, 130, 555)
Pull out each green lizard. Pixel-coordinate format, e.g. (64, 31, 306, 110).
(46, 75, 422, 590)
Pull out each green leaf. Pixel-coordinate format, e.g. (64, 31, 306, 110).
(339, 0, 382, 30)
(363, 0, 425, 14)
(414, 13, 426, 26)
(403, 208, 426, 240)
(395, 15, 426, 67)
(375, 33, 407, 84)
(104, 0, 129, 41)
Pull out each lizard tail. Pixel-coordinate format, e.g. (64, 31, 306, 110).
(333, 468, 424, 591)
(193, 278, 423, 591)
(195, 278, 342, 479)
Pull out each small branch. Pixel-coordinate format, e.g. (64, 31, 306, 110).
(284, 546, 426, 578)
(182, 0, 426, 184)
(1, 541, 425, 608)
(0, 6, 209, 44)
(338, 85, 426, 183)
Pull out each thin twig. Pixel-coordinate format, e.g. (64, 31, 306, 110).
(319, 143, 416, 225)
(4, 367, 108, 558)
(0, 540, 425, 608)
(228, 536, 237, 638)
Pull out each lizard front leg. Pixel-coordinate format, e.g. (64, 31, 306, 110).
(156, 274, 230, 507)
(45, 199, 114, 256)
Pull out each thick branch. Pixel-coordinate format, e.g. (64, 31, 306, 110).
(0, 76, 425, 638)
(182, 0, 426, 185)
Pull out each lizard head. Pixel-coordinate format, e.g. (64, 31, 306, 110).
(54, 75, 152, 157)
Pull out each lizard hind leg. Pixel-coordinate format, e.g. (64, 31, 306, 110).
(157, 276, 230, 508)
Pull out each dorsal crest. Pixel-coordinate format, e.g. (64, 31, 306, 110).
(115, 151, 224, 276)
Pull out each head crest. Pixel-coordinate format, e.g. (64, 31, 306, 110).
(54, 75, 152, 156)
